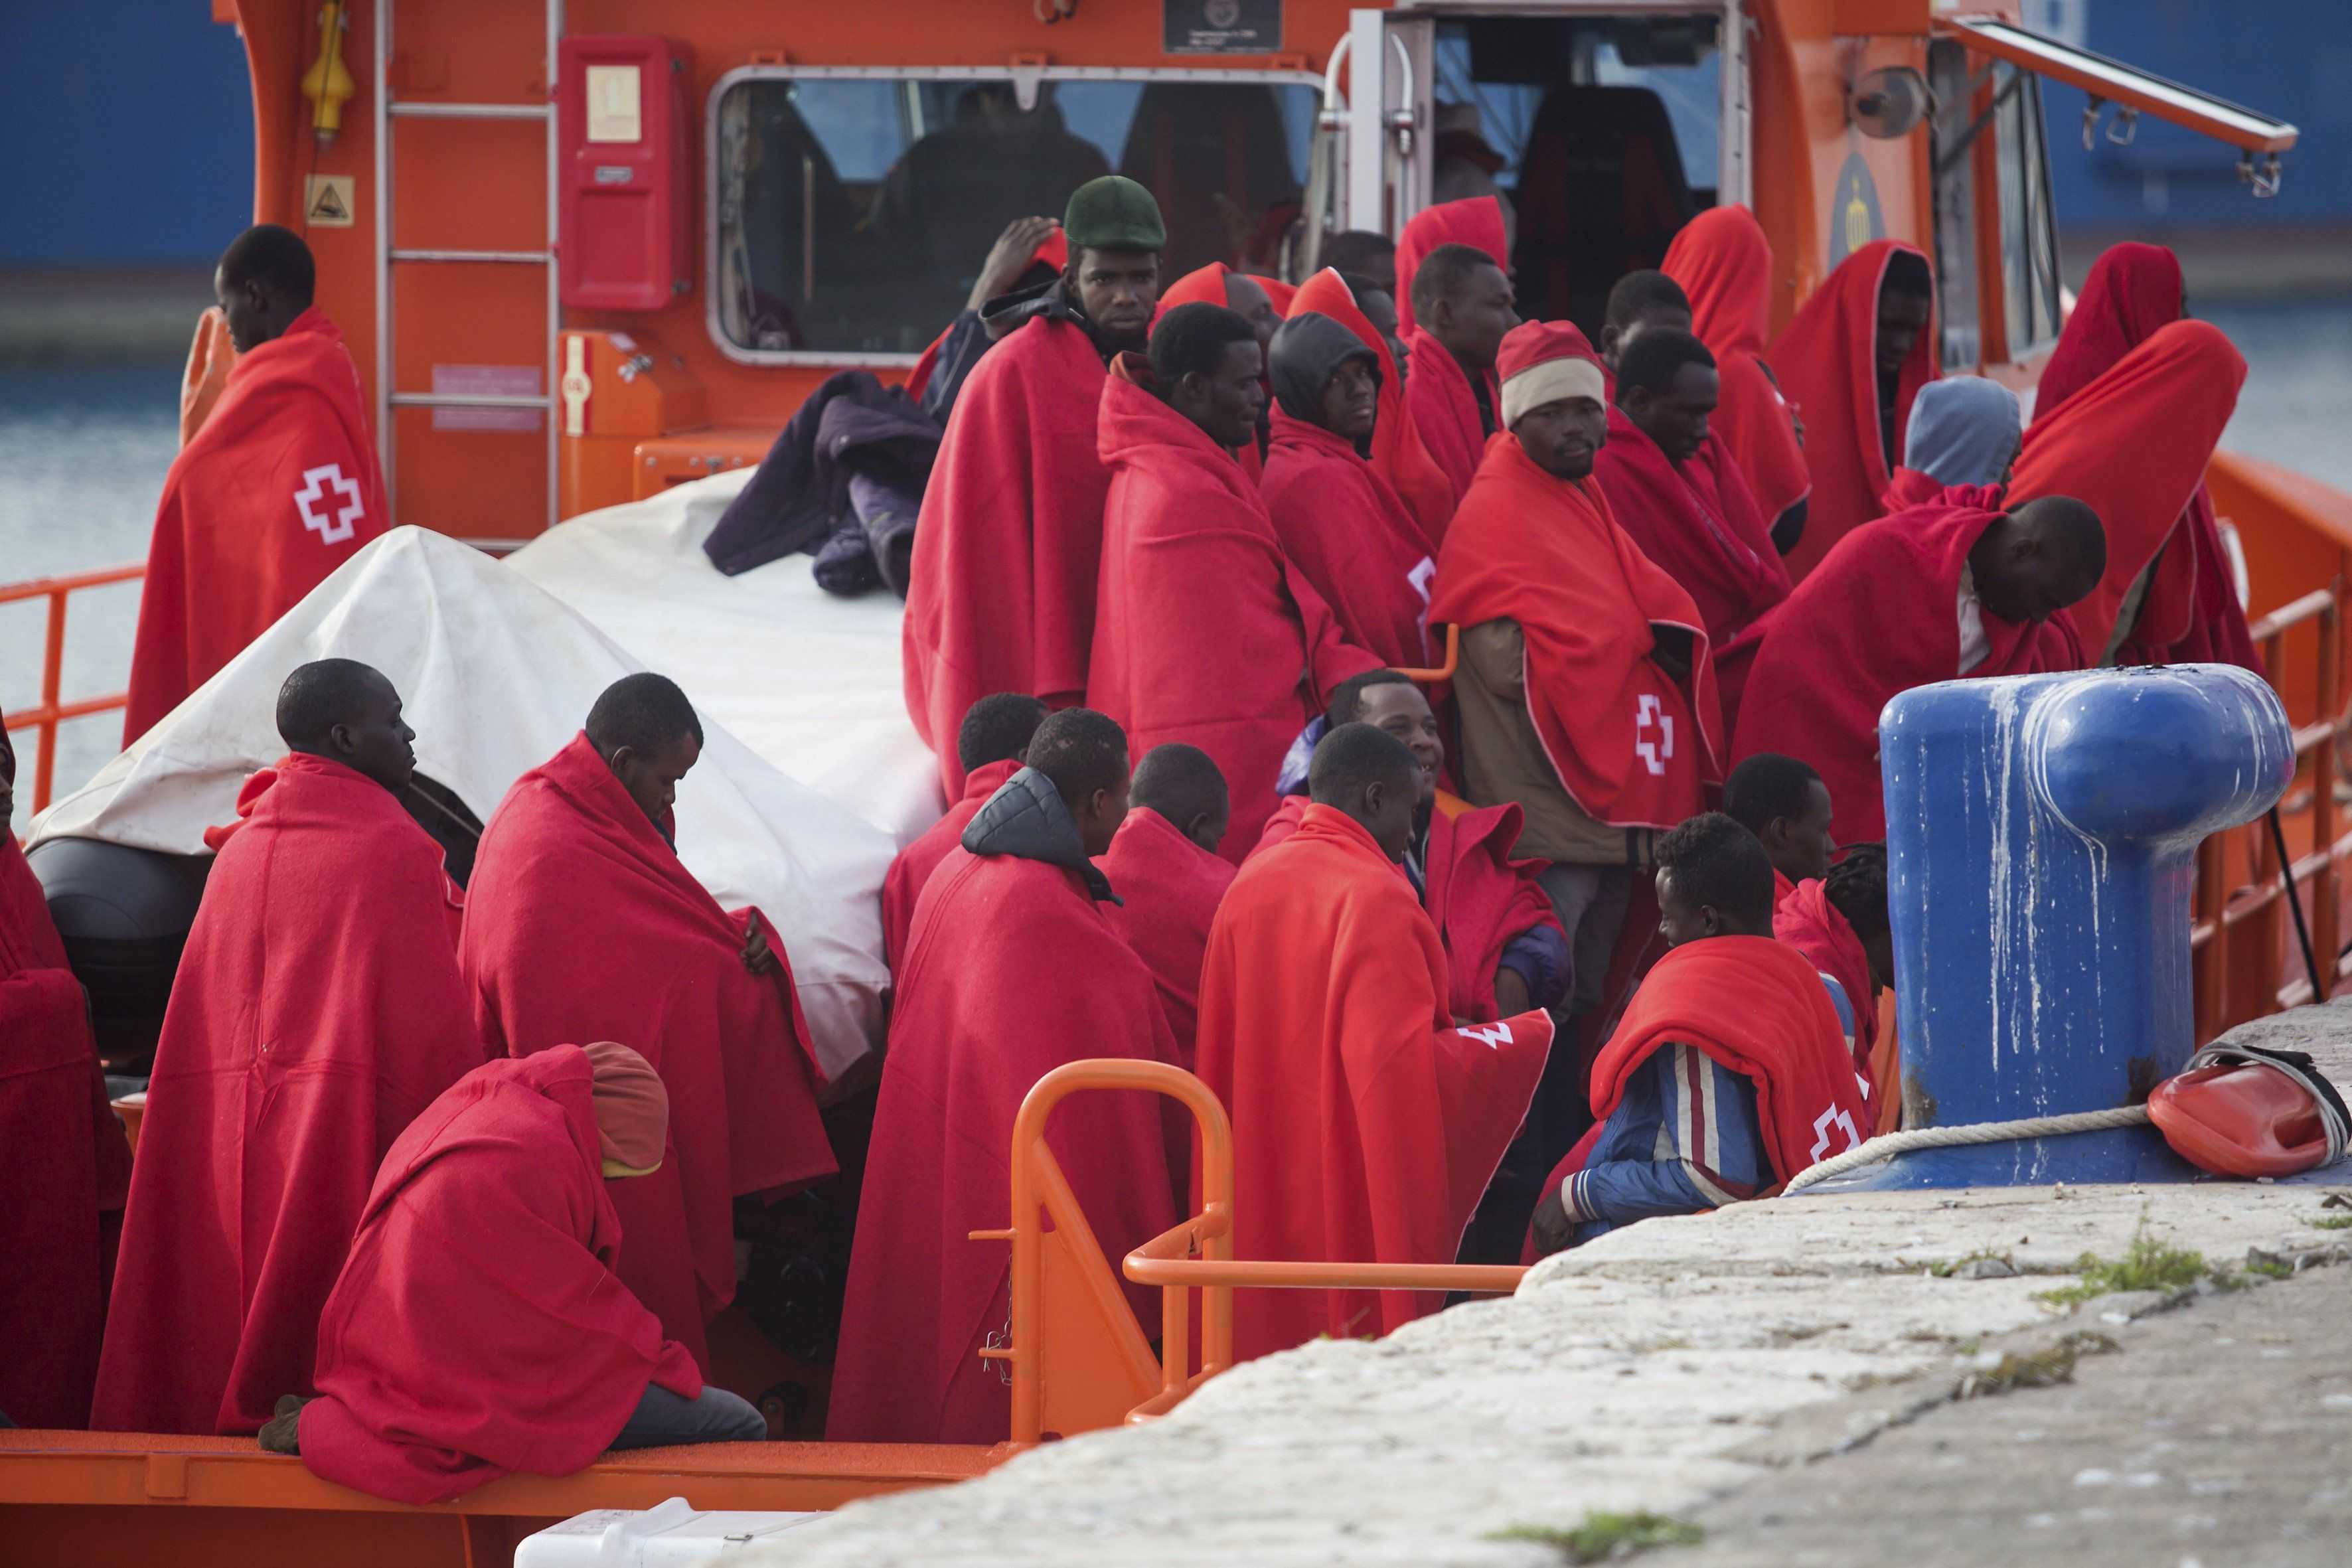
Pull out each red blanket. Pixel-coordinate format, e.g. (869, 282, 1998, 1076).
(1729, 501, 2084, 847)
(1429, 434, 1722, 829)
(1198, 805, 1551, 1360)
(1262, 410, 1436, 670)
(828, 847, 1178, 1443)
(1394, 197, 1510, 337)
(92, 754, 478, 1434)
(1403, 328, 1496, 504)
(1773, 878, 1878, 1072)
(297, 1048, 702, 1503)
(903, 314, 1108, 796)
(124, 309, 388, 744)
(1879, 465, 1954, 513)
(1089, 361, 1379, 861)
(882, 757, 1020, 971)
(1551, 935, 1869, 1198)
(1289, 268, 1455, 544)
(0, 827, 129, 1429)
(1664, 206, 1812, 526)
(461, 734, 832, 1372)
(1767, 242, 1935, 582)
(1595, 404, 1789, 647)
(1096, 805, 1236, 1068)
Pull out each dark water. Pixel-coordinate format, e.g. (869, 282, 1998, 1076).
(3, 296, 2349, 831)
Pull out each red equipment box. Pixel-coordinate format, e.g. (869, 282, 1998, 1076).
(557, 35, 694, 311)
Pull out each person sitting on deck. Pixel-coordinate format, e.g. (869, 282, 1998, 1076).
(1595, 268, 1692, 375)
(1775, 842, 1894, 1086)
(123, 226, 388, 743)
(1261, 307, 1437, 669)
(0, 728, 131, 1431)
(1196, 723, 1553, 1361)
(882, 692, 1048, 971)
(460, 674, 834, 1376)
(830, 709, 1180, 1445)
(260, 1043, 767, 1502)
(1399, 202, 1516, 501)
(1527, 813, 1869, 1256)
(1662, 206, 1812, 555)
(1089, 303, 1380, 860)
(903, 175, 1167, 798)
(1721, 751, 1837, 905)
(1767, 242, 1936, 580)
(1285, 266, 1453, 546)
(1879, 378, 2023, 514)
(1096, 742, 1236, 1068)
(1729, 497, 2105, 847)
(1427, 321, 1723, 1189)
(93, 661, 478, 1435)
(1595, 325, 1789, 649)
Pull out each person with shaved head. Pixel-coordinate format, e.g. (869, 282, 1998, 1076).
(1196, 723, 1554, 1360)
(125, 226, 388, 742)
(883, 692, 1050, 970)
(1096, 742, 1236, 1065)
(94, 660, 479, 1434)
(461, 673, 834, 1375)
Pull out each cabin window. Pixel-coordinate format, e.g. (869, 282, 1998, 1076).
(1431, 15, 1721, 335)
(708, 70, 1319, 362)
(1994, 72, 2064, 360)
(1926, 40, 2063, 368)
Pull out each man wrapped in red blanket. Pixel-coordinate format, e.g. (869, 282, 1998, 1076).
(1286, 267, 1454, 544)
(461, 675, 832, 1374)
(281, 1044, 766, 1502)
(1775, 844, 1894, 1089)
(903, 176, 1166, 797)
(1663, 206, 1812, 546)
(831, 711, 1179, 1443)
(1197, 724, 1551, 1361)
(1397, 198, 1514, 505)
(1095, 743, 1235, 1068)
(125, 227, 387, 743)
(882, 694, 1046, 971)
(0, 730, 131, 1430)
(1089, 303, 1380, 860)
(94, 662, 477, 1435)
(1729, 497, 2106, 846)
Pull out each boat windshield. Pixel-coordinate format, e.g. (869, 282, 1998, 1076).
(710, 72, 1319, 360)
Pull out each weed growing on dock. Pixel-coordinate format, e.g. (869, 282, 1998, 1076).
(2305, 1214, 2352, 1231)
(2033, 1221, 2209, 1308)
(1952, 1331, 2118, 1399)
(1489, 1512, 1705, 1562)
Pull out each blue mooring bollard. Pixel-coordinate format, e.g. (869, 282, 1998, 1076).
(1810, 663, 2292, 1190)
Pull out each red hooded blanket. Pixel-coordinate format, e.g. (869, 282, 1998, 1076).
(461, 734, 832, 1372)
(1664, 205, 1812, 527)
(123, 309, 388, 744)
(1197, 805, 1551, 1360)
(1289, 268, 1455, 544)
(882, 755, 1020, 971)
(0, 800, 129, 1429)
(1397, 198, 1510, 505)
(2021, 247, 2255, 670)
(1773, 878, 1878, 1073)
(1262, 410, 1437, 671)
(1096, 805, 1235, 1069)
(1394, 197, 1510, 337)
(1428, 434, 1723, 830)
(1768, 241, 1935, 582)
(1254, 793, 1558, 1026)
(1594, 405, 1789, 648)
(91, 753, 478, 1435)
(1541, 935, 1869, 1205)
(1729, 501, 2084, 847)
(828, 845, 1178, 1444)
(1089, 361, 1380, 861)
(903, 312, 1108, 797)
(1879, 465, 1958, 514)
(297, 1048, 702, 1504)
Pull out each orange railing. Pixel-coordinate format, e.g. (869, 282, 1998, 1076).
(1, 561, 145, 815)
(990, 1059, 1525, 1446)
(2191, 580, 2350, 1038)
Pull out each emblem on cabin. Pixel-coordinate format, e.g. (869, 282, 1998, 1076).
(1826, 151, 1885, 268)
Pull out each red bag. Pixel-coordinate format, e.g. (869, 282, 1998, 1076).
(2149, 1045, 2347, 1180)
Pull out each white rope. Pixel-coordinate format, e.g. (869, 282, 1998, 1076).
(1782, 1104, 2154, 1195)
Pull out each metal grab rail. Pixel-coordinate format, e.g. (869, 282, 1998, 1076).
(994, 1059, 1528, 1444)
(1, 562, 146, 815)
(2190, 580, 2346, 1036)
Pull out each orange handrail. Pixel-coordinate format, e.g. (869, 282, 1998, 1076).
(1, 561, 145, 815)
(1393, 622, 1460, 684)
(991, 1059, 1527, 1445)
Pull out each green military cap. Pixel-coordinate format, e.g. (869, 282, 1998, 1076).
(1062, 175, 1166, 253)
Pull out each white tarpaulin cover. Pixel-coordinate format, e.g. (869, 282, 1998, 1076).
(503, 470, 944, 847)
(29, 524, 897, 1085)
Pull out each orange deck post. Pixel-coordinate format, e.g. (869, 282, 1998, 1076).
(0, 562, 145, 817)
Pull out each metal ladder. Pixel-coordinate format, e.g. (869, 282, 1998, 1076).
(372, 0, 564, 543)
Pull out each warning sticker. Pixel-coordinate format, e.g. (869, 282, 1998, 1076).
(304, 175, 356, 228)
(431, 364, 544, 434)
